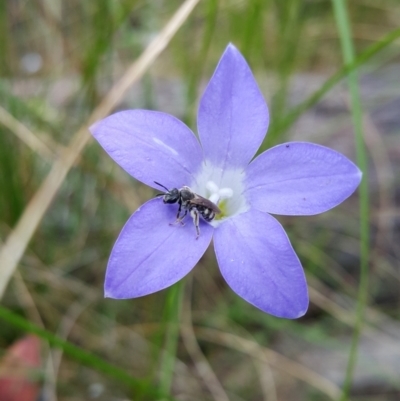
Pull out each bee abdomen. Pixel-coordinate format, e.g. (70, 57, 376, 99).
(198, 206, 215, 222)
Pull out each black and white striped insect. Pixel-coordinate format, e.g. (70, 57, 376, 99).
(154, 181, 221, 239)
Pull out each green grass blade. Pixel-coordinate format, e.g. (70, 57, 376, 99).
(331, 0, 370, 400)
(0, 305, 174, 400)
(185, 0, 218, 127)
(265, 26, 400, 147)
(159, 280, 185, 398)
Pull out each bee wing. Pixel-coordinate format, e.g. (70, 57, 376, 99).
(191, 194, 221, 213)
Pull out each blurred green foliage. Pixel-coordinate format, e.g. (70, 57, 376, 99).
(1, 0, 400, 400)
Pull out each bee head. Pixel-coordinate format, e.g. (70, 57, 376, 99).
(162, 188, 180, 204)
(154, 181, 180, 204)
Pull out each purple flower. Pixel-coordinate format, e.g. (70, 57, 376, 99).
(90, 44, 361, 318)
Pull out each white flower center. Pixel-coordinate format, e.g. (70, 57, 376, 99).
(191, 160, 249, 226)
(206, 181, 233, 205)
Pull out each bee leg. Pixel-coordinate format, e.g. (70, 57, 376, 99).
(190, 208, 200, 239)
(176, 200, 186, 225)
(176, 201, 182, 219)
(170, 209, 187, 226)
(177, 209, 187, 225)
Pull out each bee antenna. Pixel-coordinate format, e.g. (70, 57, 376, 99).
(154, 181, 169, 192)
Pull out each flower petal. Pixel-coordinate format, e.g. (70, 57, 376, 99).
(214, 209, 308, 318)
(197, 44, 269, 169)
(244, 142, 362, 215)
(105, 198, 214, 298)
(90, 110, 203, 189)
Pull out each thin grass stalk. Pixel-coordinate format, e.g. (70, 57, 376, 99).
(265, 26, 400, 147)
(159, 280, 185, 398)
(331, 0, 370, 400)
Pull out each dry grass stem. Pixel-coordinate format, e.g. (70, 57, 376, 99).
(0, 0, 201, 299)
(181, 279, 231, 401)
(0, 105, 58, 161)
(308, 282, 400, 352)
(254, 360, 278, 401)
(195, 327, 341, 400)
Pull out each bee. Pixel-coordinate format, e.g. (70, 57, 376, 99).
(154, 181, 221, 239)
